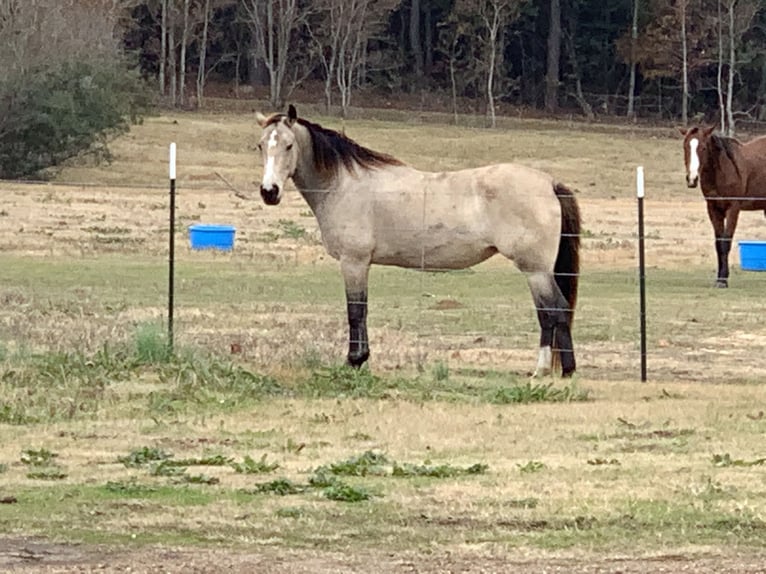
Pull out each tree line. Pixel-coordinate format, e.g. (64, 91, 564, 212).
(2, 0, 765, 178)
(134, 0, 766, 131)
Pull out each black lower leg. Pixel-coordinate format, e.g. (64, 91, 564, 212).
(537, 309, 555, 350)
(538, 293, 575, 377)
(346, 290, 369, 368)
(715, 235, 731, 287)
(554, 320, 576, 377)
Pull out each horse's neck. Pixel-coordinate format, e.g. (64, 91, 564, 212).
(291, 126, 330, 212)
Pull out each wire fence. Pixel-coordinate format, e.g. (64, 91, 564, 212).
(1, 177, 765, 384)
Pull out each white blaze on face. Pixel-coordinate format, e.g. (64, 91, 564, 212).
(688, 137, 700, 183)
(262, 130, 279, 187)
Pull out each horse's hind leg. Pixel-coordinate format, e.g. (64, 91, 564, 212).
(341, 257, 371, 368)
(528, 272, 576, 378)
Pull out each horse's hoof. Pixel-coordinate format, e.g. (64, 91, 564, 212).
(561, 368, 575, 378)
(347, 351, 370, 368)
(715, 280, 728, 288)
(531, 367, 552, 378)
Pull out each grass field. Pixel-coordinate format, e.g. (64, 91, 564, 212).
(2, 103, 766, 572)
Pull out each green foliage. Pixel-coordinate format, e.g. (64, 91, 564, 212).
(277, 219, 307, 240)
(517, 460, 546, 474)
(133, 323, 173, 365)
(323, 482, 373, 502)
(21, 447, 66, 480)
(104, 480, 158, 496)
(21, 448, 58, 467)
(275, 507, 304, 518)
(254, 478, 305, 496)
(0, 60, 151, 179)
(118, 447, 172, 468)
(26, 468, 68, 480)
(150, 461, 187, 477)
(487, 381, 590, 404)
(391, 462, 488, 478)
(318, 451, 390, 477)
(230, 454, 279, 475)
(711, 454, 766, 468)
(432, 360, 450, 382)
(299, 365, 388, 399)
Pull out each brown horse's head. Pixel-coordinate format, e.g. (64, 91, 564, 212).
(678, 125, 716, 188)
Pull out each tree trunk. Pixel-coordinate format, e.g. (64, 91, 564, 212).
(160, 0, 167, 96)
(169, 5, 177, 105)
(424, 2, 433, 75)
(486, 8, 498, 128)
(563, 17, 594, 120)
(179, 0, 190, 107)
(410, 0, 423, 87)
(726, 0, 735, 136)
(717, 0, 725, 132)
(545, 0, 561, 112)
(680, 0, 688, 125)
(626, 0, 638, 118)
(196, 0, 211, 109)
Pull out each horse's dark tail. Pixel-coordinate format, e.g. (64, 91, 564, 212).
(551, 183, 581, 372)
(553, 183, 581, 319)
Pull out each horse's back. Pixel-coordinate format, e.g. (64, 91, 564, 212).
(363, 163, 563, 271)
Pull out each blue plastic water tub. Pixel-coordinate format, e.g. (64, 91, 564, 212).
(189, 224, 236, 251)
(738, 240, 766, 271)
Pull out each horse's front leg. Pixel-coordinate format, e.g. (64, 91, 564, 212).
(706, 202, 728, 288)
(719, 204, 741, 287)
(341, 257, 371, 368)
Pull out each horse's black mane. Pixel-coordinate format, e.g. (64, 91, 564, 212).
(710, 132, 743, 179)
(265, 113, 402, 177)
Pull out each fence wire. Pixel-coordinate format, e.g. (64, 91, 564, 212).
(1, 179, 765, 383)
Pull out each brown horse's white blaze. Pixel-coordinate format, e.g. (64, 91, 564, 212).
(254, 105, 581, 377)
(680, 125, 766, 287)
(686, 137, 700, 187)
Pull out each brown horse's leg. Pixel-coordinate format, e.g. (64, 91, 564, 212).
(341, 257, 371, 367)
(719, 205, 741, 288)
(706, 202, 728, 288)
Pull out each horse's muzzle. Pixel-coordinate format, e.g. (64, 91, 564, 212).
(260, 184, 281, 206)
(686, 175, 698, 188)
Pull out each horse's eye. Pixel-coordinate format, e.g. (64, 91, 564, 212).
(286, 144, 293, 151)
(257, 143, 263, 151)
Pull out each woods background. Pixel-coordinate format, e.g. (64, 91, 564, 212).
(2, 0, 766, 177)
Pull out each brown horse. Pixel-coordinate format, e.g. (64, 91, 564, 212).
(255, 106, 581, 377)
(680, 125, 766, 287)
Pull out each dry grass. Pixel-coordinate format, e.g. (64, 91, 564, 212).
(2, 109, 766, 569)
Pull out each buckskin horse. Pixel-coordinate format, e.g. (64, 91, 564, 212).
(255, 106, 581, 377)
(680, 125, 766, 287)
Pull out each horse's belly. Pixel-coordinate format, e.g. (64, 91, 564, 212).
(372, 232, 496, 270)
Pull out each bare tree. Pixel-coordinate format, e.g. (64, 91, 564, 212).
(160, 0, 168, 95)
(626, 0, 638, 118)
(545, 0, 561, 113)
(241, 0, 305, 108)
(196, 0, 212, 107)
(309, 0, 397, 116)
(179, 0, 190, 106)
(453, 0, 526, 128)
(716, 0, 758, 135)
(679, 0, 688, 125)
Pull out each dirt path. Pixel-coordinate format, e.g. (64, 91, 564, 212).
(3, 537, 766, 573)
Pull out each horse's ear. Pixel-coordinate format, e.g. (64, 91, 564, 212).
(255, 112, 268, 127)
(677, 127, 688, 136)
(287, 104, 297, 126)
(704, 125, 716, 137)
